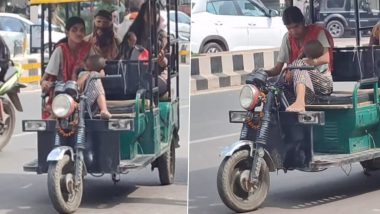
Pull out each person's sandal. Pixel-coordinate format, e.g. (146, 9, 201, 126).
(100, 111, 112, 120)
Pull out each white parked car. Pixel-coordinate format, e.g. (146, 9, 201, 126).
(161, 10, 191, 41)
(0, 13, 66, 56)
(191, 0, 287, 53)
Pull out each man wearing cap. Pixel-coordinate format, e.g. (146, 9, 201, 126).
(85, 10, 120, 60)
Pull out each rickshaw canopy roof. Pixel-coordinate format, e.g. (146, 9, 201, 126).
(29, 0, 93, 5)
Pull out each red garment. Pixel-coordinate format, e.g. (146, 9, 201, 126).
(138, 49, 149, 61)
(288, 24, 334, 72)
(42, 41, 91, 119)
(58, 41, 91, 81)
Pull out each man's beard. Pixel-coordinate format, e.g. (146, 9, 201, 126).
(95, 27, 114, 48)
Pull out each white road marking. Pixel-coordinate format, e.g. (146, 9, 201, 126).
(209, 203, 223, 207)
(21, 183, 32, 189)
(12, 133, 35, 138)
(190, 132, 240, 144)
(191, 86, 242, 96)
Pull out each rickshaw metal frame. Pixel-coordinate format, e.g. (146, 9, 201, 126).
(22, 3, 182, 213)
(25, 0, 181, 168)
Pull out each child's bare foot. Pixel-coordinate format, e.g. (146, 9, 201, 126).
(100, 110, 112, 119)
(286, 101, 305, 112)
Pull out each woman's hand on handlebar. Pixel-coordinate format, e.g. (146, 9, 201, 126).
(41, 80, 52, 92)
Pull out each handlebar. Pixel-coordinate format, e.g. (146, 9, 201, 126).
(286, 65, 315, 71)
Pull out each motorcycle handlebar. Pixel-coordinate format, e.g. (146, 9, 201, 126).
(286, 65, 315, 71)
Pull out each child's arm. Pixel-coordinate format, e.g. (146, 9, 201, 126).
(77, 71, 90, 92)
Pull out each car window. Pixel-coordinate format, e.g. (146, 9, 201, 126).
(206, 2, 218, 14)
(178, 13, 190, 24)
(236, 0, 266, 17)
(208, 0, 239, 16)
(327, 0, 345, 8)
(169, 13, 189, 24)
(0, 17, 24, 33)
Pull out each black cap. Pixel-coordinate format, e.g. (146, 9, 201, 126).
(95, 10, 113, 21)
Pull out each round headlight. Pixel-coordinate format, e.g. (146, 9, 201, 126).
(52, 94, 76, 118)
(240, 85, 260, 110)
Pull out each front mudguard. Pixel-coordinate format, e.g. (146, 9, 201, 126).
(220, 140, 275, 171)
(47, 146, 74, 162)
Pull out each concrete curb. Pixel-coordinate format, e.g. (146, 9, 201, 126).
(191, 48, 280, 93)
(12, 54, 41, 84)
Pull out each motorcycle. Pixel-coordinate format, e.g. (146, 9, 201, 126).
(0, 61, 25, 150)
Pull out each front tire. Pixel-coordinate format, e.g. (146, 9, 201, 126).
(0, 99, 15, 151)
(157, 139, 176, 185)
(217, 150, 270, 212)
(47, 154, 83, 214)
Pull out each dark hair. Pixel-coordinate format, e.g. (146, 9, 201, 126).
(95, 10, 113, 21)
(86, 55, 106, 71)
(129, 0, 142, 12)
(65, 16, 85, 31)
(54, 17, 85, 49)
(127, 1, 148, 45)
(304, 40, 324, 59)
(282, 6, 304, 25)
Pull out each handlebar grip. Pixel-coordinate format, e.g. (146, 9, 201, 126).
(104, 74, 122, 79)
(287, 66, 315, 70)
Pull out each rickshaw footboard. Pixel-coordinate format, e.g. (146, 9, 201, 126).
(311, 148, 380, 169)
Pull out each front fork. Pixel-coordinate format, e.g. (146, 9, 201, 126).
(74, 96, 86, 186)
(249, 91, 274, 185)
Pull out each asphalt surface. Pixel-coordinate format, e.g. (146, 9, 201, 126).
(189, 84, 380, 214)
(0, 64, 190, 214)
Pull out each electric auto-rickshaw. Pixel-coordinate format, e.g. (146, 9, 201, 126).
(22, 0, 181, 213)
(217, 0, 380, 212)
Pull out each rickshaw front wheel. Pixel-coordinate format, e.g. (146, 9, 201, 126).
(47, 154, 83, 214)
(217, 150, 270, 213)
(157, 139, 176, 185)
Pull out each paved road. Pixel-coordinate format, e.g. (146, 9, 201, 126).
(0, 65, 190, 214)
(189, 85, 380, 214)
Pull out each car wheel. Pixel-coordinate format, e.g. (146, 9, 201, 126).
(327, 20, 345, 38)
(201, 42, 224, 53)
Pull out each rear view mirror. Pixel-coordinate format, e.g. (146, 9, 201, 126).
(269, 9, 279, 17)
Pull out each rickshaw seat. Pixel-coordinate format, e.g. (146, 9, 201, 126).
(306, 90, 375, 109)
(102, 61, 149, 101)
(106, 100, 151, 114)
